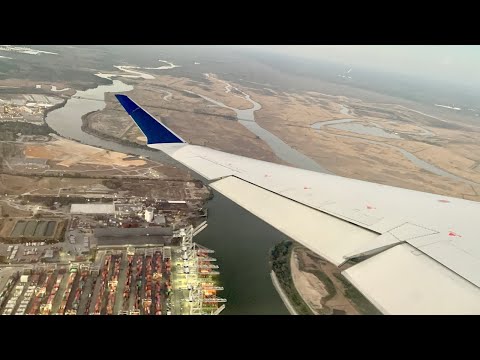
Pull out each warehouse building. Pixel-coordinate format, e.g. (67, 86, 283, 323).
(94, 227, 173, 248)
(70, 203, 116, 215)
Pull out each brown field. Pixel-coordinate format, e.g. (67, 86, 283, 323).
(0, 174, 101, 196)
(25, 138, 146, 167)
(3, 136, 188, 179)
(0, 217, 17, 238)
(0, 173, 210, 204)
(0, 200, 32, 218)
(247, 86, 480, 200)
(291, 246, 365, 315)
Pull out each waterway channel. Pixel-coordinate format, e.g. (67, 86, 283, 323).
(185, 89, 331, 174)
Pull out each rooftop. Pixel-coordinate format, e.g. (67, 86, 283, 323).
(70, 203, 116, 214)
(94, 227, 173, 247)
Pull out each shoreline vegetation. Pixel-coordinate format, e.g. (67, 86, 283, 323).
(270, 240, 381, 315)
(270, 241, 314, 315)
(43, 97, 68, 121)
(270, 270, 298, 315)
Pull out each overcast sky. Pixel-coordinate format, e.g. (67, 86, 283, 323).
(243, 45, 480, 89)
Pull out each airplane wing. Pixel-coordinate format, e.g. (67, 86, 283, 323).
(116, 94, 480, 315)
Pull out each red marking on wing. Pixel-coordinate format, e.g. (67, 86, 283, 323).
(438, 199, 450, 203)
(448, 231, 462, 238)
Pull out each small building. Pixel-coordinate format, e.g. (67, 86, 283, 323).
(157, 201, 188, 211)
(20, 275, 29, 284)
(43, 249, 54, 259)
(153, 214, 166, 225)
(163, 247, 172, 260)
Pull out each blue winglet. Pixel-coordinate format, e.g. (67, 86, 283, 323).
(115, 94, 185, 144)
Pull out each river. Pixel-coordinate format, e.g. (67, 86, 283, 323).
(185, 88, 331, 174)
(45, 79, 290, 315)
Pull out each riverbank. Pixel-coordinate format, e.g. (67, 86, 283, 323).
(270, 271, 297, 315)
(270, 241, 314, 315)
(43, 96, 68, 121)
(272, 240, 381, 315)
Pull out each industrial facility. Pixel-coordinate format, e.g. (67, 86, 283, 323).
(0, 93, 64, 123)
(0, 169, 218, 315)
(0, 224, 225, 315)
(171, 225, 225, 315)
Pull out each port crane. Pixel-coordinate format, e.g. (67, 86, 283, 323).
(197, 264, 219, 269)
(201, 286, 224, 291)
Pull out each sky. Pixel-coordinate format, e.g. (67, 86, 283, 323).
(243, 45, 480, 89)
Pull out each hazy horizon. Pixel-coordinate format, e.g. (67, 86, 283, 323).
(236, 45, 480, 91)
(56, 45, 480, 91)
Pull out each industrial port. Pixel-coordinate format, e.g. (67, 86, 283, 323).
(170, 226, 226, 315)
(0, 225, 225, 315)
(0, 129, 223, 314)
(0, 94, 64, 123)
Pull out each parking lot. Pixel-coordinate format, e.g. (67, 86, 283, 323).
(0, 242, 61, 264)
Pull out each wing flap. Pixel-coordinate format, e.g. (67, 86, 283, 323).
(211, 176, 378, 266)
(343, 243, 480, 314)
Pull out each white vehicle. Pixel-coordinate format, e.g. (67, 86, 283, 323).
(117, 94, 480, 315)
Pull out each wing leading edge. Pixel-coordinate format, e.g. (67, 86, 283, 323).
(115, 94, 480, 314)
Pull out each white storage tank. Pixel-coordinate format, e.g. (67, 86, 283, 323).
(144, 207, 155, 223)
